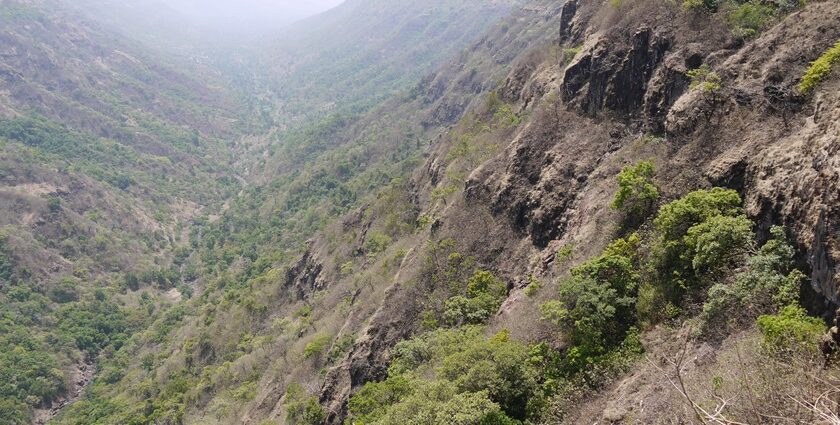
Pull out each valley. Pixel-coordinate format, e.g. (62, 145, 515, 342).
(1, 0, 840, 424)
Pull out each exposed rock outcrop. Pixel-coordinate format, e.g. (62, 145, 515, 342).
(562, 27, 670, 118)
(313, 0, 840, 422)
(285, 245, 325, 300)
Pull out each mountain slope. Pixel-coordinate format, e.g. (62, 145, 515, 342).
(4, 0, 840, 423)
(259, 0, 523, 126)
(313, 0, 840, 422)
(43, 1, 559, 424)
(0, 1, 250, 422)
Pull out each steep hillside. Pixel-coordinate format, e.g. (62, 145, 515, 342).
(306, 0, 840, 422)
(259, 0, 523, 127)
(56, 0, 208, 54)
(5, 0, 840, 423)
(43, 1, 562, 424)
(0, 1, 249, 423)
(183, 0, 840, 422)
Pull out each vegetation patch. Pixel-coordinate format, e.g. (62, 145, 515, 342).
(612, 160, 659, 225)
(757, 306, 824, 355)
(800, 38, 840, 94)
(683, 0, 801, 40)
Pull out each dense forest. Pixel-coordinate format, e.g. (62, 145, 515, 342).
(1, 0, 840, 424)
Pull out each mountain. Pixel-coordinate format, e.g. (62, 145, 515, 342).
(163, 0, 345, 31)
(42, 0, 564, 423)
(0, 0, 540, 423)
(0, 1, 249, 422)
(260, 0, 524, 126)
(3, 0, 840, 423)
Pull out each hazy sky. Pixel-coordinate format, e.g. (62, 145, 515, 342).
(161, 0, 345, 29)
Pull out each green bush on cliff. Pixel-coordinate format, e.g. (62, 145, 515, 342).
(285, 384, 326, 425)
(700, 226, 804, 335)
(349, 328, 532, 424)
(442, 270, 508, 326)
(757, 306, 824, 355)
(612, 161, 660, 223)
(540, 236, 640, 375)
(727, 1, 777, 39)
(800, 38, 840, 94)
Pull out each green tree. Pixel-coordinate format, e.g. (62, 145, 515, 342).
(701, 226, 806, 335)
(683, 214, 754, 274)
(46, 196, 62, 213)
(541, 237, 639, 369)
(285, 384, 326, 425)
(438, 330, 536, 419)
(683, 0, 721, 12)
(372, 382, 507, 425)
(652, 188, 744, 281)
(612, 161, 659, 223)
(348, 375, 416, 424)
(443, 270, 507, 327)
(355, 327, 532, 423)
(0, 399, 31, 425)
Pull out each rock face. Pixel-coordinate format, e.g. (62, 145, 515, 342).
(562, 27, 670, 117)
(488, 0, 840, 308)
(285, 246, 325, 300)
(743, 79, 840, 305)
(559, 0, 578, 42)
(312, 0, 840, 422)
(319, 289, 418, 422)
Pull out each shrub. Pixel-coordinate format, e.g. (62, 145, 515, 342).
(688, 65, 724, 120)
(727, 1, 776, 39)
(364, 231, 393, 255)
(0, 343, 65, 420)
(654, 187, 743, 238)
(112, 174, 134, 190)
(0, 240, 12, 283)
(683, 214, 754, 274)
(541, 237, 639, 364)
(701, 226, 804, 334)
(652, 188, 743, 276)
(561, 47, 582, 66)
(757, 306, 824, 355)
(348, 375, 416, 424)
(284, 384, 326, 425)
(352, 328, 531, 423)
(442, 270, 507, 327)
(555, 245, 573, 265)
(437, 330, 537, 419)
(636, 188, 748, 323)
(55, 299, 129, 355)
(303, 333, 331, 359)
(46, 196, 61, 213)
(326, 334, 354, 364)
(541, 276, 635, 365)
(371, 382, 507, 425)
(49, 277, 80, 303)
(688, 65, 723, 95)
(612, 161, 659, 223)
(390, 326, 486, 375)
(524, 275, 542, 297)
(0, 399, 31, 425)
(800, 38, 840, 94)
(683, 0, 720, 12)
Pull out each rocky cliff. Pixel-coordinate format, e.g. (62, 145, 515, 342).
(312, 0, 840, 421)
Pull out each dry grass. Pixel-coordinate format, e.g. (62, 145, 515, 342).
(657, 330, 840, 424)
